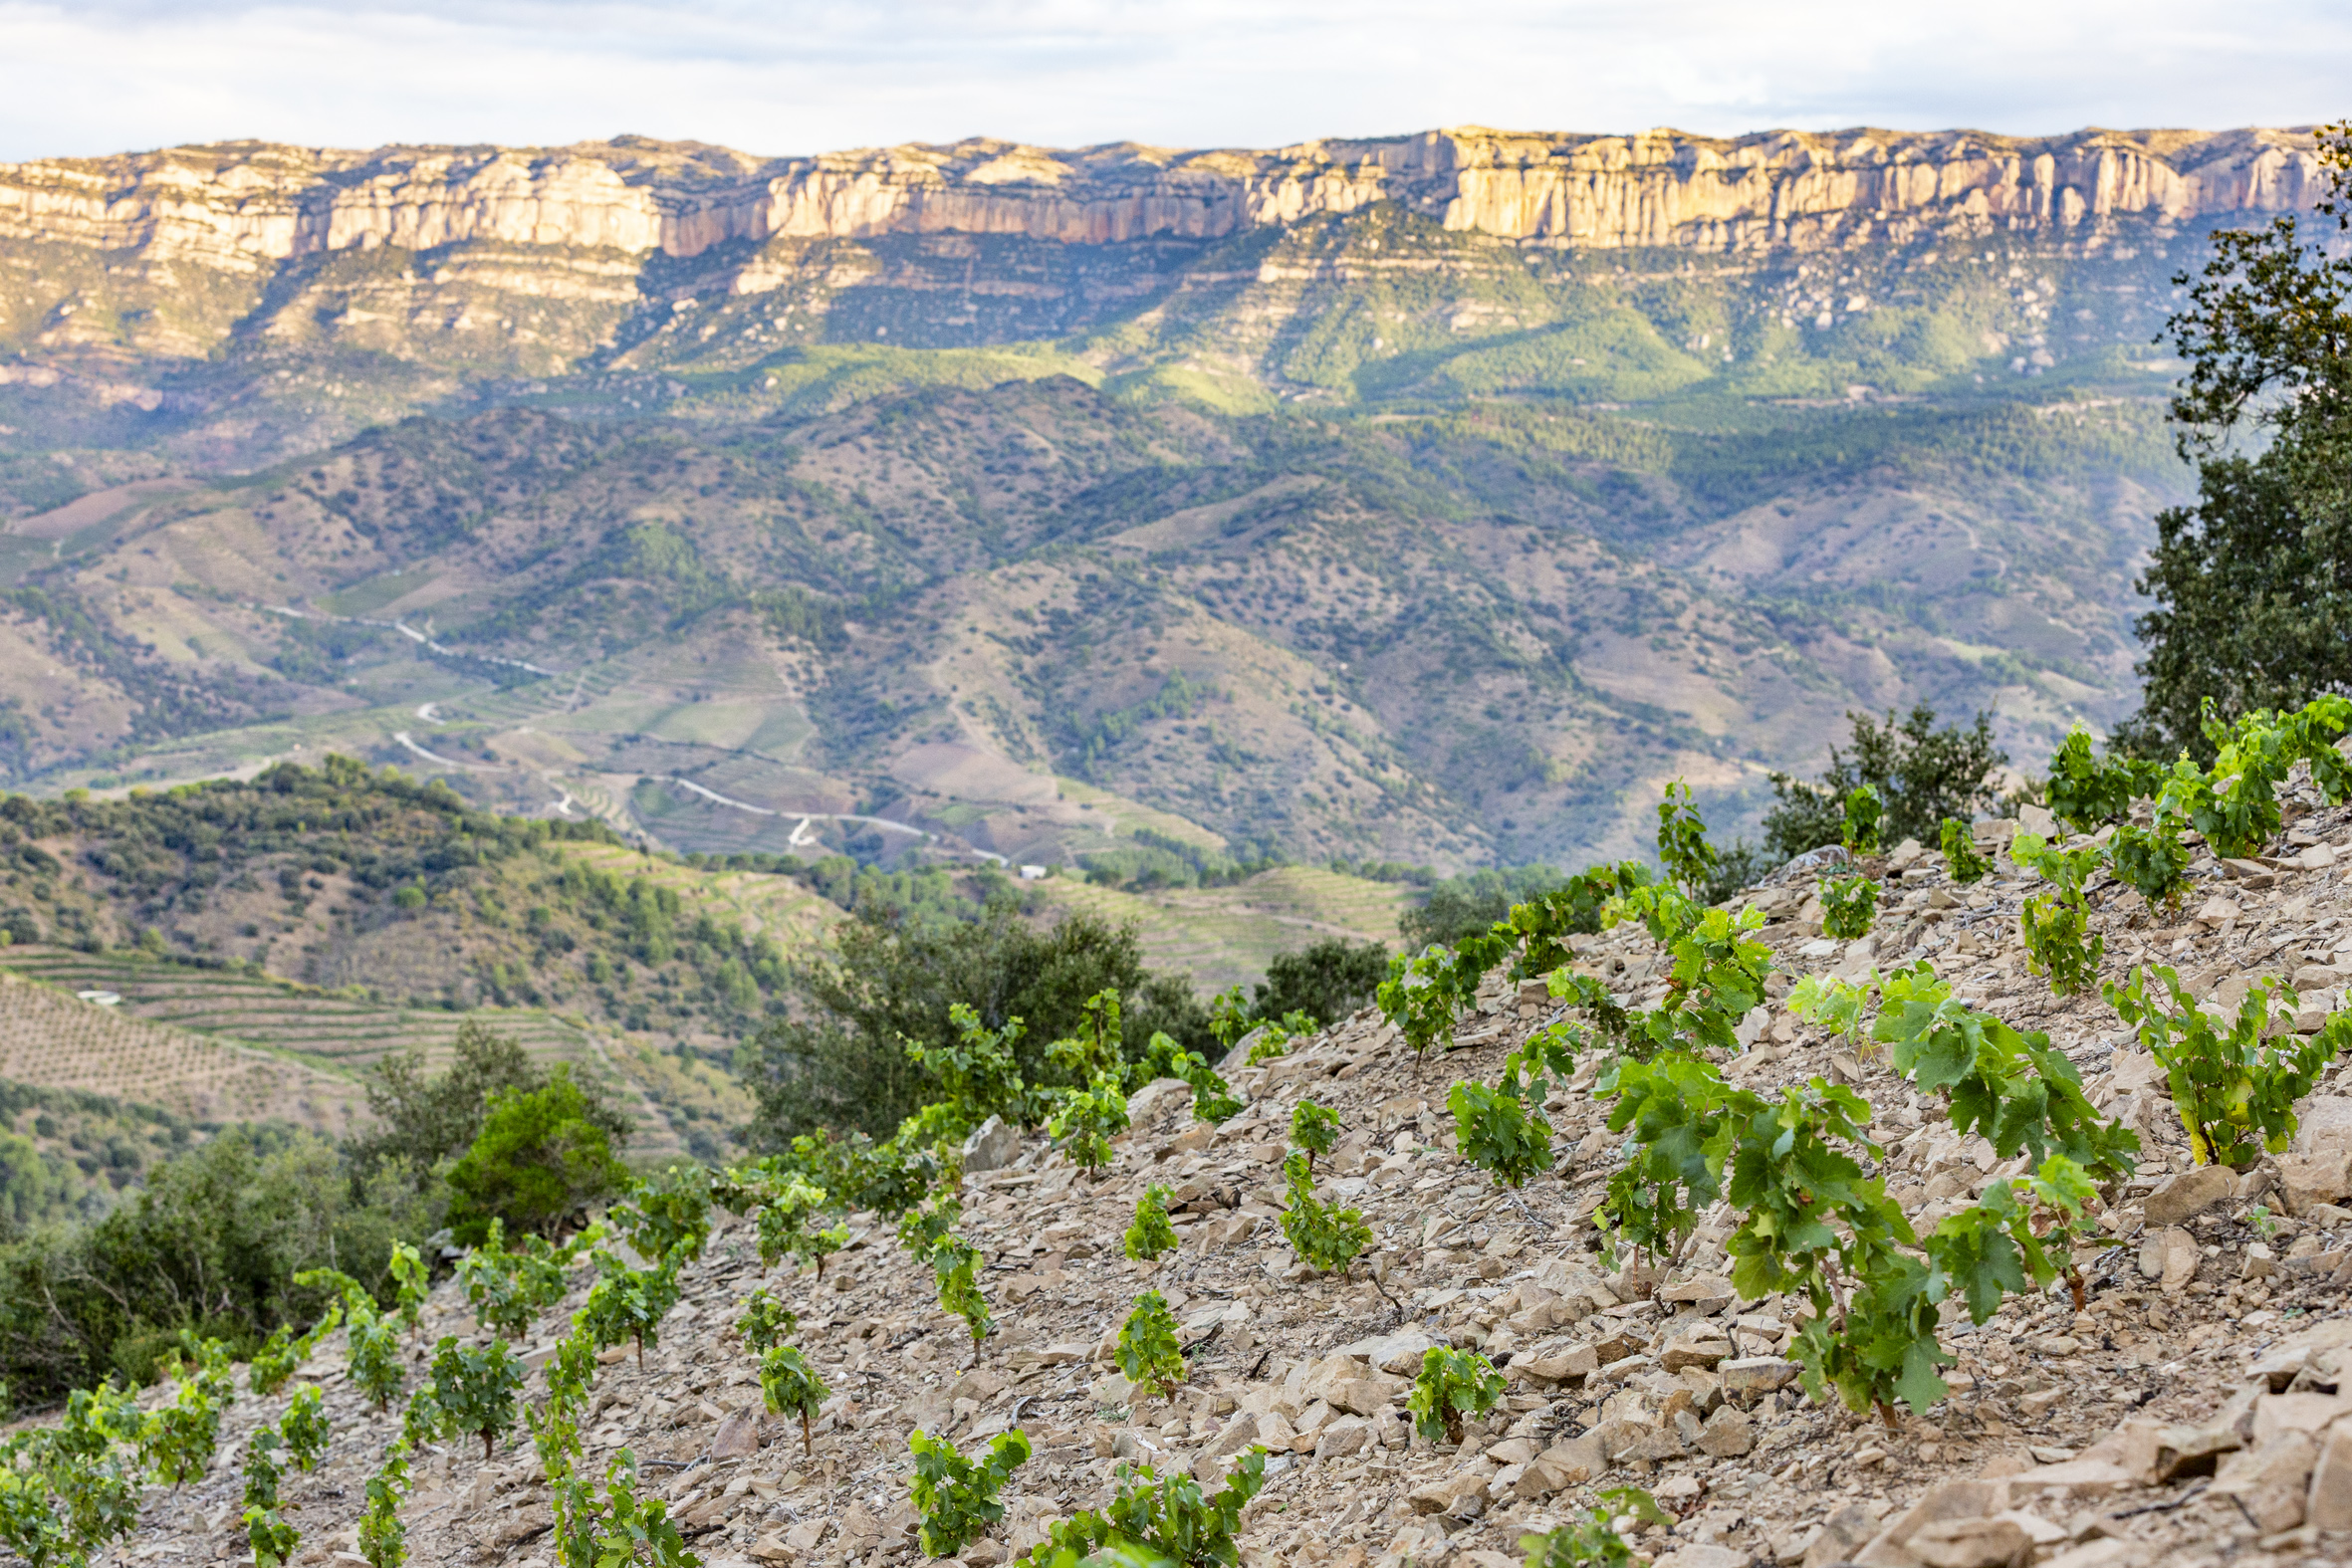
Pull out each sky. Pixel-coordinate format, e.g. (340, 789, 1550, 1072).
(1, 0, 2345, 161)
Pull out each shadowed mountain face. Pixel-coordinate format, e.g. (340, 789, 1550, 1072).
(0, 122, 2300, 871)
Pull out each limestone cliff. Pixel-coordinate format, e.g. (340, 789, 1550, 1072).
(0, 124, 2317, 273)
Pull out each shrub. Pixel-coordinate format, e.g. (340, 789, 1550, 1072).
(908, 1428, 1031, 1558)
(578, 1250, 683, 1368)
(1251, 939, 1390, 1027)
(1938, 818, 1987, 884)
(2109, 819, 2193, 912)
(1448, 1067, 1554, 1190)
(1655, 781, 1720, 899)
(1021, 1450, 1267, 1568)
(1123, 1186, 1178, 1263)
(1278, 1152, 1371, 1276)
(280, 1385, 329, 1471)
(1289, 1100, 1340, 1169)
(353, 1018, 629, 1182)
(357, 1446, 409, 1568)
(445, 1066, 631, 1242)
(1406, 1346, 1506, 1444)
(347, 1302, 405, 1411)
(2106, 966, 2345, 1168)
(2019, 895, 2102, 997)
(1114, 1291, 1185, 1398)
(759, 1345, 828, 1456)
(1046, 1076, 1128, 1175)
(1818, 875, 1878, 940)
(735, 1288, 798, 1353)
(429, 1336, 525, 1460)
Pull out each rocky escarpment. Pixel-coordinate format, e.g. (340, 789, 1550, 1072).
(0, 125, 2318, 274)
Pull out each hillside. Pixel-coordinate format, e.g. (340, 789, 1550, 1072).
(88, 749, 2352, 1568)
(0, 117, 2318, 900)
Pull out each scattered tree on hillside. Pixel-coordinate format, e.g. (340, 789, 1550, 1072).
(2118, 122, 2352, 758)
(1762, 706, 2007, 859)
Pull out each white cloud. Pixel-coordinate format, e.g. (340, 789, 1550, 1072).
(2, 0, 2344, 161)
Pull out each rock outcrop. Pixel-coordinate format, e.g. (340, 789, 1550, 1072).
(0, 124, 2319, 276)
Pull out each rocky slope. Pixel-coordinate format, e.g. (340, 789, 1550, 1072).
(102, 758, 2352, 1568)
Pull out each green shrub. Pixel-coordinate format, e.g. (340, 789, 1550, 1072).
(1021, 1450, 1266, 1568)
(1656, 780, 1721, 899)
(578, 1250, 682, 1368)
(1764, 706, 2006, 857)
(908, 1428, 1031, 1558)
(357, 1445, 409, 1568)
(1938, 817, 1987, 883)
(1046, 1076, 1128, 1175)
(734, 1288, 798, 1354)
(2019, 894, 2103, 997)
(1818, 875, 1878, 940)
(428, 1336, 525, 1460)
(759, 1345, 828, 1456)
(1114, 1291, 1185, 1398)
(1289, 1100, 1340, 1169)
(280, 1385, 329, 1471)
(1406, 1345, 1506, 1445)
(2106, 966, 2345, 1168)
(445, 1066, 631, 1243)
(1251, 939, 1390, 1028)
(1123, 1186, 1178, 1263)
(1278, 1152, 1371, 1276)
(347, 1302, 404, 1411)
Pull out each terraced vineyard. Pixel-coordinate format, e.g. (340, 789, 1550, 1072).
(1031, 865, 1412, 996)
(0, 947, 720, 1157)
(0, 968, 364, 1132)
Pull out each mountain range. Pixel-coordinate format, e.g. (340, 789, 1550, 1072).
(0, 122, 2320, 877)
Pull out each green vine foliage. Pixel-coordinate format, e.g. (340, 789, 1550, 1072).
(2044, 727, 2158, 832)
(347, 1302, 406, 1412)
(1289, 1100, 1340, 1168)
(248, 1324, 301, 1398)
(1818, 875, 1878, 941)
(357, 1445, 409, 1568)
(1656, 780, 1721, 900)
(1939, 818, 1989, 884)
(1590, 885, 1773, 1058)
(1047, 1075, 1129, 1175)
(1277, 1152, 1371, 1275)
(579, 1249, 684, 1368)
(1020, 1450, 1267, 1568)
(1843, 784, 1884, 854)
(1793, 963, 2139, 1183)
(388, 1241, 429, 1338)
(1521, 1511, 1635, 1568)
(552, 1450, 698, 1568)
(2109, 818, 2194, 912)
(735, 1288, 799, 1354)
(932, 1239, 994, 1350)
(1448, 1060, 1554, 1189)
(428, 1337, 525, 1460)
(753, 1175, 836, 1269)
(458, 1220, 571, 1340)
(1114, 1291, 1186, 1399)
(244, 1503, 300, 1568)
(908, 1428, 1031, 1558)
(1124, 1186, 1179, 1263)
(280, 1386, 330, 1472)
(2106, 966, 2346, 1168)
(611, 1166, 715, 1264)
(759, 1345, 829, 1456)
(1405, 1346, 1506, 1444)
(2018, 893, 2104, 996)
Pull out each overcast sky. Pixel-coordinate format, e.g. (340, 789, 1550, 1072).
(2, 0, 2343, 162)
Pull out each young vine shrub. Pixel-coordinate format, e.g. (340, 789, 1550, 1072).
(556, 1451, 696, 1568)
(242, 1428, 287, 1516)
(2108, 818, 2194, 913)
(611, 1165, 714, 1264)
(1818, 875, 1878, 941)
(1289, 1100, 1340, 1169)
(1405, 1346, 1506, 1445)
(388, 1241, 429, 1337)
(2018, 893, 2103, 996)
(580, 1248, 684, 1367)
(1939, 818, 1988, 884)
(428, 1337, 525, 1460)
(759, 1345, 829, 1456)
(1842, 783, 1884, 854)
(248, 1324, 301, 1396)
(280, 1386, 330, 1471)
(348, 1302, 406, 1411)
(0, 1463, 69, 1568)
(735, 1287, 799, 1353)
(2105, 966, 2345, 1168)
(459, 1220, 569, 1340)
(1021, 1449, 1267, 1568)
(908, 1428, 1031, 1558)
(357, 1445, 410, 1568)
(1278, 1152, 1371, 1276)
(1447, 1064, 1553, 1190)
(1795, 962, 2139, 1183)
(1656, 780, 1721, 900)
(1521, 1509, 1635, 1568)
(1124, 1185, 1179, 1263)
(1379, 928, 1511, 1057)
(904, 1003, 1034, 1138)
(245, 1503, 301, 1568)
(2044, 726, 2153, 832)
(1046, 1075, 1129, 1175)
(932, 1238, 993, 1352)
(1114, 1291, 1186, 1399)
(753, 1176, 835, 1268)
